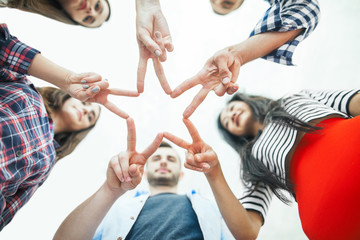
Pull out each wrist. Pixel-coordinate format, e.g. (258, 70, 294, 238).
(227, 45, 245, 67)
(102, 182, 126, 200)
(205, 164, 223, 181)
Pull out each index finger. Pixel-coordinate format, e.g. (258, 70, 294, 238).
(163, 132, 190, 149)
(141, 133, 164, 159)
(137, 53, 148, 93)
(183, 118, 202, 143)
(127, 117, 136, 152)
(107, 88, 140, 97)
(153, 58, 172, 95)
(103, 101, 129, 119)
(183, 88, 210, 118)
(170, 75, 201, 98)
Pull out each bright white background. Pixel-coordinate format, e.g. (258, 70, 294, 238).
(0, 0, 359, 239)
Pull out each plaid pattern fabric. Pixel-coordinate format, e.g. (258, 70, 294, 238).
(250, 0, 320, 65)
(0, 24, 56, 230)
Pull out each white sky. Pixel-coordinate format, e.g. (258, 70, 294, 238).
(0, 0, 359, 239)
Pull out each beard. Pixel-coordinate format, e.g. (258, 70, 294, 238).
(147, 171, 180, 187)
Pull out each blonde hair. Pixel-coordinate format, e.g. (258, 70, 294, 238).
(37, 87, 100, 162)
(5, 0, 111, 27)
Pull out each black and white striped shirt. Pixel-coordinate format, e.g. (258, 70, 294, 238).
(241, 89, 359, 221)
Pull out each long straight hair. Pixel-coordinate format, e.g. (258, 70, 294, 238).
(37, 87, 100, 162)
(217, 93, 320, 203)
(5, 0, 111, 27)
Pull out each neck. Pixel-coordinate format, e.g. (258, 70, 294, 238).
(149, 185, 178, 196)
(51, 112, 65, 134)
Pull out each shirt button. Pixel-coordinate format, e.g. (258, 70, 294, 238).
(117, 237, 123, 240)
(130, 216, 135, 220)
(16, 150, 22, 157)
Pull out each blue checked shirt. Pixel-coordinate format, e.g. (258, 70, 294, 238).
(0, 24, 57, 230)
(250, 0, 320, 65)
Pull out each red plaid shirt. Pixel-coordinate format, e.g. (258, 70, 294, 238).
(0, 24, 57, 230)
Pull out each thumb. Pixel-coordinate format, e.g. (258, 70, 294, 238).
(215, 56, 232, 85)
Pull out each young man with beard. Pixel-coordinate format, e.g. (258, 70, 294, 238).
(54, 118, 233, 240)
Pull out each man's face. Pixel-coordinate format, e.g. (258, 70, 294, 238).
(146, 147, 182, 187)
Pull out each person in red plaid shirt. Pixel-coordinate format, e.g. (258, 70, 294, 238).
(0, 23, 138, 230)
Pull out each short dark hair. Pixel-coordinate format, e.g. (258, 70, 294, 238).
(159, 141, 173, 149)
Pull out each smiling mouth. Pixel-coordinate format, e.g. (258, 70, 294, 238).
(78, 0, 87, 10)
(156, 168, 170, 173)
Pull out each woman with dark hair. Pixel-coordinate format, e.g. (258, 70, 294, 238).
(1, 0, 111, 28)
(0, 23, 137, 230)
(164, 89, 360, 239)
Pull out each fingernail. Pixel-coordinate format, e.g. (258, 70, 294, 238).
(120, 177, 124, 182)
(91, 86, 99, 93)
(82, 85, 89, 89)
(104, 78, 108, 82)
(81, 80, 87, 84)
(126, 177, 132, 182)
(155, 50, 161, 57)
(222, 77, 230, 84)
(155, 32, 161, 38)
(203, 164, 210, 169)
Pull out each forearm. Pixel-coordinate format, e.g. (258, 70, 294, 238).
(348, 93, 360, 116)
(229, 29, 303, 66)
(28, 53, 73, 91)
(205, 167, 262, 240)
(53, 183, 125, 240)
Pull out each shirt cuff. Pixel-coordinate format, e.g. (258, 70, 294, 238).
(0, 23, 41, 75)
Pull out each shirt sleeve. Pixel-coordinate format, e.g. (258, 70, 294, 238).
(0, 185, 39, 230)
(240, 182, 273, 224)
(300, 89, 360, 116)
(249, 0, 320, 65)
(0, 23, 40, 80)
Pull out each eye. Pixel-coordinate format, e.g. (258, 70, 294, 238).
(230, 105, 234, 111)
(83, 16, 90, 22)
(88, 114, 93, 123)
(168, 157, 176, 162)
(95, 1, 101, 11)
(152, 156, 160, 161)
(222, 1, 234, 9)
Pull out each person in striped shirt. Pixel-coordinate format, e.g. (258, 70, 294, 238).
(164, 89, 360, 239)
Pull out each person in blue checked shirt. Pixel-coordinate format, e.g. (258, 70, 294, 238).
(135, 0, 320, 118)
(54, 118, 234, 240)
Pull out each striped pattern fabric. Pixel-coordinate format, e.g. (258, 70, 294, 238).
(250, 0, 320, 65)
(0, 24, 56, 230)
(242, 89, 359, 221)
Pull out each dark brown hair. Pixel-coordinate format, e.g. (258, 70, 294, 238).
(37, 87, 100, 162)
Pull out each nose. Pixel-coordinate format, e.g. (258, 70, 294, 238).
(86, 5, 95, 15)
(160, 157, 167, 166)
(231, 112, 236, 123)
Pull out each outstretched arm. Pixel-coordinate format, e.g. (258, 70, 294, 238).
(164, 119, 262, 239)
(54, 118, 163, 240)
(171, 29, 303, 118)
(28, 54, 139, 119)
